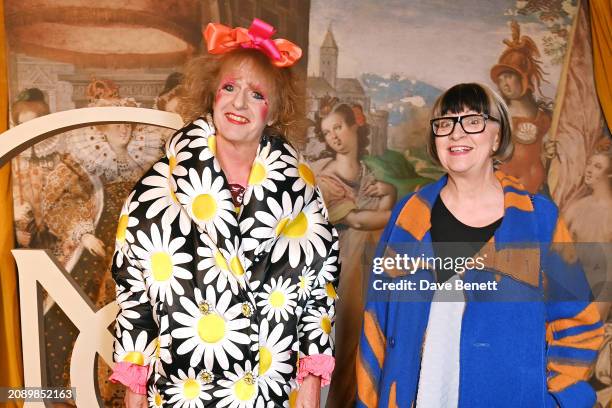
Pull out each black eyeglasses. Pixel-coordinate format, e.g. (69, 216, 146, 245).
(430, 113, 499, 137)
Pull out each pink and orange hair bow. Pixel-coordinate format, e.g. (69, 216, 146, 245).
(203, 18, 302, 68)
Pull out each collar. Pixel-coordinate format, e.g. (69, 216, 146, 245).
(394, 171, 540, 286)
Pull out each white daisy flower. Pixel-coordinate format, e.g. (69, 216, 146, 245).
(257, 277, 298, 322)
(122, 264, 147, 303)
(316, 241, 339, 286)
(176, 167, 237, 243)
(300, 307, 335, 351)
(166, 367, 213, 408)
(297, 266, 316, 301)
(214, 361, 259, 408)
(114, 330, 156, 366)
(156, 315, 172, 365)
(115, 288, 140, 331)
(166, 133, 192, 177)
(197, 233, 240, 295)
(242, 191, 301, 255)
(312, 281, 339, 307)
(147, 384, 165, 408)
(139, 160, 192, 236)
(243, 143, 287, 204)
(250, 319, 293, 398)
(187, 119, 218, 166)
(272, 197, 333, 268)
(315, 186, 330, 220)
(132, 223, 193, 306)
(171, 286, 250, 370)
(114, 191, 140, 267)
(222, 236, 253, 290)
(281, 148, 316, 201)
(115, 190, 139, 246)
(282, 381, 299, 408)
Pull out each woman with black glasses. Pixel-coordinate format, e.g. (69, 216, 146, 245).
(356, 83, 603, 407)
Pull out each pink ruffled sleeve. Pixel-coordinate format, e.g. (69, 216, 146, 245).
(109, 361, 149, 395)
(296, 354, 335, 387)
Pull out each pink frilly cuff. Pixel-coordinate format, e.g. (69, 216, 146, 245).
(109, 361, 149, 395)
(296, 354, 336, 387)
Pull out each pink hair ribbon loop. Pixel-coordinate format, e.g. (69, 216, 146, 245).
(203, 18, 302, 68)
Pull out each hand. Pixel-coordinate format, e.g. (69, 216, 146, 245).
(295, 375, 321, 408)
(543, 139, 559, 160)
(363, 181, 395, 197)
(124, 388, 148, 408)
(16, 230, 32, 246)
(82, 233, 106, 257)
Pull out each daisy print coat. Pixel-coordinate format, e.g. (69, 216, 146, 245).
(111, 117, 340, 407)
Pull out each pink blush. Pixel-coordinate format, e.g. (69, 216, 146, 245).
(259, 104, 269, 121)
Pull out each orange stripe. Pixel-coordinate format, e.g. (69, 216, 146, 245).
(388, 382, 398, 408)
(396, 195, 431, 240)
(504, 191, 534, 212)
(552, 219, 573, 243)
(548, 373, 579, 393)
(550, 219, 578, 263)
(550, 303, 602, 332)
(356, 345, 379, 408)
(550, 329, 604, 349)
(547, 362, 590, 382)
(364, 311, 386, 367)
(498, 174, 524, 191)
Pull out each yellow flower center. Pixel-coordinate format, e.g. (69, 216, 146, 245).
(275, 217, 290, 236)
(299, 276, 306, 289)
(208, 136, 217, 156)
(154, 393, 162, 406)
(325, 282, 337, 299)
(170, 188, 179, 203)
(259, 346, 272, 375)
(269, 290, 285, 308)
(230, 256, 244, 276)
(151, 252, 173, 281)
(168, 155, 177, 176)
(248, 161, 267, 185)
(197, 313, 225, 343)
(192, 194, 217, 221)
(298, 163, 315, 186)
(214, 251, 229, 271)
(122, 351, 144, 365)
(289, 389, 298, 408)
(321, 316, 332, 334)
(282, 212, 308, 238)
(116, 214, 129, 243)
(234, 376, 256, 401)
(183, 378, 200, 400)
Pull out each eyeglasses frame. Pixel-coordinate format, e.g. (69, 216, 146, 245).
(430, 113, 499, 137)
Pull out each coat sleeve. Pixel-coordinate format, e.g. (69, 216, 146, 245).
(109, 200, 158, 393)
(356, 195, 410, 408)
(544, 218, 604, 408)
(296, 223, 340, 357)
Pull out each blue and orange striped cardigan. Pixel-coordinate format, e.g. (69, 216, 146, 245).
(356, 172, 603, 408)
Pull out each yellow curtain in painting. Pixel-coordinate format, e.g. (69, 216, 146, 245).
(590, 0, 612, 129)
(0, 1, 24, 406)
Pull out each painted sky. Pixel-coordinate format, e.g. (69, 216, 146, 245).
(308, 0, 566, 98)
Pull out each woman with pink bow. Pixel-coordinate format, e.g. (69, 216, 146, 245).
(109, 19, 339, 408)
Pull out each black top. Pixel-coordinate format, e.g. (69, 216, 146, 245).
(430, 196, 503, 283)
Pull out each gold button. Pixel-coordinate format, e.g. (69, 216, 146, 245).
(200, 370, 214, 384)
(241, 302, 253, 317)
(243, 372, 255, 385)
(199, 301, 211, 315)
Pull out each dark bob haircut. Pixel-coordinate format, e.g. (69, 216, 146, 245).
(427, 82, 514, 166)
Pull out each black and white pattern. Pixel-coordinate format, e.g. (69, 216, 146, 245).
(112, 117, 340, 407)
